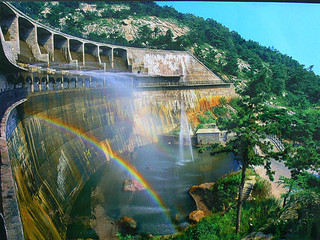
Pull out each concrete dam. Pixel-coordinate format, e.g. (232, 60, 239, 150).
(0, 2, 235, 239)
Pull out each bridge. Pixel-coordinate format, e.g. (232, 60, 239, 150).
(0, 2, 235, 240)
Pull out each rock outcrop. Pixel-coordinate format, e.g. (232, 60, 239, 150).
(123, 179, 146, 191)
(188, 182, 215, 217)
(118, 216, 137, 234)
(189, 210, 205, 222)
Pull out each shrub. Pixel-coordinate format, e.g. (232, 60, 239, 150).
(213, 106, 228, 117)
(169, 197, 280, 240)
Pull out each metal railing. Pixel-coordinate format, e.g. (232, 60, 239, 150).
(136, 80, 230, 88)
(266, 134, 285, 151)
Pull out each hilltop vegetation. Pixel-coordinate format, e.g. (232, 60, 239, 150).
(13, 1, 320, 109)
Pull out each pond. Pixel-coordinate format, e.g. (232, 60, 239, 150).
(67, 143, 238, 239)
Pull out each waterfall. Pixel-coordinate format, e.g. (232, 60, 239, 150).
(178, 101, 194, 165)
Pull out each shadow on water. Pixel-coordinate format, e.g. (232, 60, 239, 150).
(66, 144, 238, 239)
(66, 165, 107, 239)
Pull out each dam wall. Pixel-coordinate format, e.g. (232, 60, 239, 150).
(2, 85, 235, 239)
(5, 88, 136, 239)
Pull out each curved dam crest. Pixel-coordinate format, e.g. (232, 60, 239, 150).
(4, 85, 234, 239)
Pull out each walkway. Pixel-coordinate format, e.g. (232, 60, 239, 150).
(254, 160, 291, 199)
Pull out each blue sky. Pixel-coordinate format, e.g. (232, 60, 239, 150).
(157, 1, 320, 75)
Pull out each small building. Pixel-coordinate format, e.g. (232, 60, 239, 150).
(196, 128, 225, 145)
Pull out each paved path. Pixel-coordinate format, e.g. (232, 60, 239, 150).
(254, 160, 291, 199)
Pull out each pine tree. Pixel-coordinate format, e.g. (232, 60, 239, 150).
(212, 70, 279, 234)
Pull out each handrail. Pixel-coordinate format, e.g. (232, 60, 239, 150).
(136, 80, 231, 87)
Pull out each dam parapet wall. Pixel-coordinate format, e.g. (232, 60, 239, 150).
(0, 89, 27, 123)
(0, 99, 27, 240)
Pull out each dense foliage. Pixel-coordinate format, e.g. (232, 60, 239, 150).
(210, 171, 243, 213)
(168, 199, 280, 240)
(264, 172, 320, 239)
(212, 83, 320, 238)
(12, 1, 320, 107)
(166, 173, 279, 240)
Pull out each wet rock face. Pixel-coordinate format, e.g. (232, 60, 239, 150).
(118, 216, 137, 234)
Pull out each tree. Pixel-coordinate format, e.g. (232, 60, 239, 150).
(218, 96, 228, 106)
(46, 4, 63, 27)
(279, 108, 320, 196)
(277, 172, 320, 239)
(212, 70, 278, 234)
(136, 25, 153, 46)
(223, 51, 238, 76)
(153, 26, 160, 38)
(62, 14, 84, 38)
(266, 105, 320, 237)
(152, 29, 175, 50)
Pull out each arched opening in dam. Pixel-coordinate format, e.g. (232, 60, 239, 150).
(4, 70, 238, 239)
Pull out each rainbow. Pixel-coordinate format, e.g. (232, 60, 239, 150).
(33, 113, 178, 233)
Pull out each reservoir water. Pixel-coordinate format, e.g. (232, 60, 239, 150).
(67, 143, 238, 239)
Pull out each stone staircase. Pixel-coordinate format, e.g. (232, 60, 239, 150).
(240, 176, 256, 202)
(266, 135, 284, 152)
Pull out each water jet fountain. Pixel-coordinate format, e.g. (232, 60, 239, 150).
(178, 101, 194, 166)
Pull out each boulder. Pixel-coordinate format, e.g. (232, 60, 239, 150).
(189, 210, 205, 222)
(122, 19, 132, 25)
(123, 179, 146, 192)
(118, 216, 137, 234)
(189, 182, 215, 216)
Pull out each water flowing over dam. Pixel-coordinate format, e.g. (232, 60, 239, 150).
(0, 2, 237, 239)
